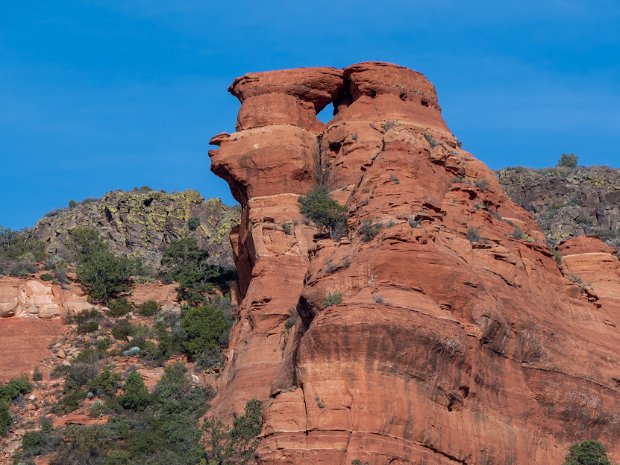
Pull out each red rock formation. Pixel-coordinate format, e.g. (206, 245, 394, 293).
(559, 236, 620, 319)
(209, 62, 620, 465)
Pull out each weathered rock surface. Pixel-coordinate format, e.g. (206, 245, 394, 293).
(0, 277, 179, 318)
(558, 236, 620, 319)
(497, 166, 620, 250)
(210, 62, 620, 464)
(34, 189, 240, 270)
(0, 277, 91, 318)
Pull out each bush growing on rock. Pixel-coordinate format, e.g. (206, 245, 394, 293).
(359, 219, 383, 242)
(563, 440, 612, 465)
(466, 226, 481, 243)
(187, 216, 201, 231)
(557, 153, 579, 168)
(299, 186, 348, 239)
(66, 227, 108, 263)
(323, 291, 343, 307)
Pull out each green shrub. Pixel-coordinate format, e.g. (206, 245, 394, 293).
(0, 402, 11, 437)
(299, 186, 348, 239)
(510, 227, 525, 240)
(161, 238, 224, 306)
(72, 307, 102, 324)
(137, 299, 160, 316)
(52, 390, 86, 414)
(41, 273, 54, 281)
(205, 399, 263, 464)
(119, 370, 150, 411)
(187, 216, 201, 231)
(107, 297, 134, 317)
(63, 360, 99, 394)
(77, 250, 136, 303)
(95, 337, 112, 354)
(154, 311, 186, 360)
(18, 418, 58, 459)
(0, 226, 45, 277)
(466, 227, 481, 243)
(33, 368, 43, 382)
(89, 368, 120, 397)
(323, 291, 343, 307)
(77, 319, 99, 334)
(111, 319, 136, 341)
(66, 227, 108, 263)
(68, 227, 140, 303)
(68, 199, 77, 208)
(0, 375, 33, 404)
(359, 220, 383, 242)
(563, 440, 612, 465)
(181, 305, 231, 356)
(49, 424, 109, 465)
(475, 179, 489, 191)
(281, 223, 292, 235)
(47, 363, 215, 465)
(557, 153, 579, 168)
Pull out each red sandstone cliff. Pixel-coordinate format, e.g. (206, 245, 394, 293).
(209, 62, 620, 465)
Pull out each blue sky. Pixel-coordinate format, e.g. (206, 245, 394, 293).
(1, 0, 619, 229)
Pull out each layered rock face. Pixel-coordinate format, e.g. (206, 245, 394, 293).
(34, 189, 240, 270)
(0, 277, 91, 318)
(210, 63, 620, 465)
(0, 277, 179, 318)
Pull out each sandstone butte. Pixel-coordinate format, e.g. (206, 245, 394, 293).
(208, 62, 620, 465)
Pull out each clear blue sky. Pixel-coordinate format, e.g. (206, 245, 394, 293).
(1, 0, 619, 229)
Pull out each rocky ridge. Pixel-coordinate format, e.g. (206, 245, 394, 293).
(497, 166, 620, 250)
(209, 62, 620, 465)
(33, 189, 240, 270)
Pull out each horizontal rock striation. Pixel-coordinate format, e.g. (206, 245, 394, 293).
(209, 62, 620, 465)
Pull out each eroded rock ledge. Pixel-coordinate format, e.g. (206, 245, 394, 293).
(209, 62, 620, 465)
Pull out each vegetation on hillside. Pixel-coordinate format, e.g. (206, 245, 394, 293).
(14, 362, 263, 465)
(68, 227, 141, 303)
(161, 237, 235, 306)
(0, 376, 33, 437)
(0, 226, 46, 277)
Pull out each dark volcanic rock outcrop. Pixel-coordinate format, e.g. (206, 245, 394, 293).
(498, 166, 620, 250)
(209, 62, 620, 465)
(34, 189, 240, 270)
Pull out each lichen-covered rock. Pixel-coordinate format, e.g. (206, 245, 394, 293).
(34, 190, 240, 270)
(209, 62, 620, 465)
(497, 166, 620, 249)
